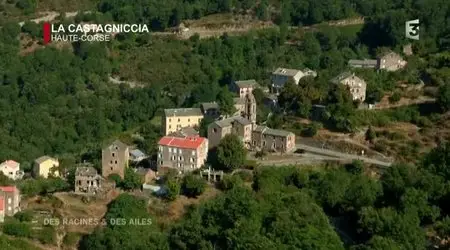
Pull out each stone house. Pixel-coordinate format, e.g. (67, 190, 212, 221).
(331, 72, 367, 102)
(0, 160, 23, 180)
(33, 156, 59, 178)
(157, 136, 208, 173)
(251, 126, 296, 153)
(200, 102, 221, 120)
(74, 167, 103, 195)
(207, 116, 253, 149)
(271, 67, 317, 94)
(135, 168, 156, 184)
(376, 52, 407, 71)
(162, 108, 203, 135)
(233, 92, 257, 125)
(230, 79, 259, 98)
(102, 140, 129, 179)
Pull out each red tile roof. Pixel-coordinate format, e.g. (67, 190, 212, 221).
(1, 160, 19, 169)
(0, 197, 4, 212)
(0, 186, 18, 193)
(158, 136, 206, 150)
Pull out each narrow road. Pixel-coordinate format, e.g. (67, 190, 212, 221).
(295, 143, 392, 167)
(18, 11, 90, 26)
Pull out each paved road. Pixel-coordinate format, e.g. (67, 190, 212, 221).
(295, 143, 392, 167)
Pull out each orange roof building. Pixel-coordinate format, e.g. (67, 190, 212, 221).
(157, 136, 208, 173)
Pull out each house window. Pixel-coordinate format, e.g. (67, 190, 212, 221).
(188, 118, 190, 122)
(192, 150, 195, 156)
(7, 198, 11, 204)
(190, 157, 195, 163)
(263, 141, 266, 146)
(110, 161, 113, 165)
(172, 155, 176, 161)
(213, 128, 217, 133)
(253, 141, 256, 145)
(158, 153, 162, 159)
(179, 156, 183, 161)
(178, 118, 180, 122)
(169, 118, 171, 122)
(114, 160, 117, 164)
(77, 180, 81, 186)
(178, 149, 182, 154)
(169, 125, 172, 129)
(110, 167, 113, 171)
(112, 153, 115, 157)
(9, 172, 13, 175)
(8, 206, 11, 211)
(191, 164, 195, 169)
(160, 161, 163, 165)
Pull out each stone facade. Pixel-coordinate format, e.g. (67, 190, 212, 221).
(377, 52, 407, 71)
(233, 93, 257, 125)
(331, 72, 367, 102)
(231, 80, 258, 98)
(75, 167, 103, 195)
(102, 140, 129, 179)
(251, 126, 296, 153)
(201, 102, 221, 120)
(207, 116, 253, 149)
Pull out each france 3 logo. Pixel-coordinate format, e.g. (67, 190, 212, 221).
(405, 19, 419, 40)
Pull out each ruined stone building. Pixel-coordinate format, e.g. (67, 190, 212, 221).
(74, 166, 103, 195)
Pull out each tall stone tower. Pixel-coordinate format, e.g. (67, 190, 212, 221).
(244, 92, 257, 126)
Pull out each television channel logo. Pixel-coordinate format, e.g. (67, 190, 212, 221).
(405, 19, 419, 40)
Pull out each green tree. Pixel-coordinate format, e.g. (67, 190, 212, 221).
(389, 91, 401, 103)
(181, 174, 206, 198)
(165, 178, 180, 201)
(437, 83, 450, 112)
(365, 126, 376, 142)
(14, 210, 33, 222)
(108, 174, 122, 185)
(3, 220, 32, 237)
(216, 134, 246, 172)
(345, 160, 364, 175)
(219, 174, 244, 190)
(122, 168, 142, 190)
(217, 87, 236, 116)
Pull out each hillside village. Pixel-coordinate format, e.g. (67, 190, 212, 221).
(0, 0, 449, 247)
(0, 50, 409, 222)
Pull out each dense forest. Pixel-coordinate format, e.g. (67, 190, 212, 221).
(76, 143, 450, 249)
